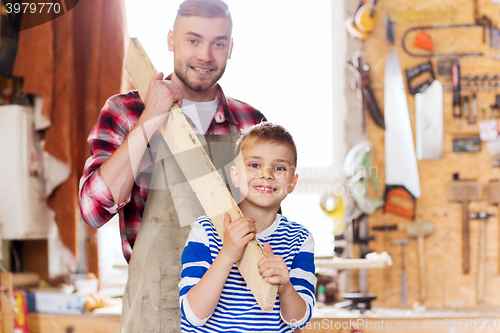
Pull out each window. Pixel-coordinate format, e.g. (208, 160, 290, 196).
(99, 1, 347, 269)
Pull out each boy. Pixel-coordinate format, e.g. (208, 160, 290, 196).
(179, 122, 316, 332)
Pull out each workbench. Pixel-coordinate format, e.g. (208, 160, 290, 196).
(303, 306, 500, 333)
(28, 313, 120, 333)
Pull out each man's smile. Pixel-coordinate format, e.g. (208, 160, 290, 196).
(190, 66, 214, 74)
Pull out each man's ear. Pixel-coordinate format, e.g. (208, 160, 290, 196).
(228, 38, 233, 59)
(230, 165, 239, 188)
(167, 30, 174, 52)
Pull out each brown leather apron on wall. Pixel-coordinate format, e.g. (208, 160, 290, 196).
(120, 124, 239, 333)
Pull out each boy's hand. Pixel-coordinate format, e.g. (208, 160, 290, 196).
(258, 243, 292, 292)
(219, 214, 256, 264)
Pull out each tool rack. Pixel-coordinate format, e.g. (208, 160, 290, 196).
(362, 0, 500, 308)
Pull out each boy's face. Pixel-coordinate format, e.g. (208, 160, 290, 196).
(168, 16, 233, 93)
(231, 142, 298, 212)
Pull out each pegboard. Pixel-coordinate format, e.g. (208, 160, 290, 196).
(364, 0, 500, 308)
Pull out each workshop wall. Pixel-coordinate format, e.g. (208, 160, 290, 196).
(365, 0, 500, 307)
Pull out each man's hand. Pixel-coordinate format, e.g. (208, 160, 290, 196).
(219, 214, 256, 264)
(258, 243, 292, 292)
(139, 72, 183, 131)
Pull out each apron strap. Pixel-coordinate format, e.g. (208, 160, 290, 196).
(229, 123, 239, 135)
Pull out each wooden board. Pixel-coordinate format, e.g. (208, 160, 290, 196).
(125, 38, 278, 311)
(1, 273, 13, 333)
(364, 0, 500, 308)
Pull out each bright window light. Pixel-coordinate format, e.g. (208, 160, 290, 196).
(104, 0, 344, 260)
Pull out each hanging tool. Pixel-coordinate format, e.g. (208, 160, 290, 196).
(406, 220, 434, 303)
(496, 26, 499, 50)
(453, 137, 482, 152)
(414, 31, 434, 51)
(384, 47, 421, 219)
(470, 93, 478, 124)
(464, 96, 471, 121)
(442, 73, 500, 92)
(354, 214, 376, 259)
(416, 80, 443, 160)
(402, 24, 484, 58)
(437, 59, 459, 76)
(372, 224, 398, 301)
(355, 0, 378, 33)
(346, 18, 371, 40)
(469, 211, 494, 303)
(346, 0, 378, 40)
(344, 141, 385, 214)
(385, 14, 395, 44)
(347, 55, 385, 129)
(320, 192, 346, 236)
(354, 214, 374, 293)
(393, 239, 411, 303)
(405, 61, 435, 95)
(447, 175, 483, 274)
(487, 180, 500, 274)
(452, 61, 462, 121)
(478, 16, 488, 43)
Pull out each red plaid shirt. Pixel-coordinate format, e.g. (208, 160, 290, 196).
(79, 80, 266, 262)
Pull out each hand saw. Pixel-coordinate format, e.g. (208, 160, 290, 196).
(384, 48, 421, 218)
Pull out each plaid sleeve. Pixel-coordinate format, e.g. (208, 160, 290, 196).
(79, 92, 141, 228)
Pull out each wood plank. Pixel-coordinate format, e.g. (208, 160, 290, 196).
(1, 272, 13, 333)
(125, 37, 277, 311)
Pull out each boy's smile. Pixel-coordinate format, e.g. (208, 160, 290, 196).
(231, 142, 298, 214)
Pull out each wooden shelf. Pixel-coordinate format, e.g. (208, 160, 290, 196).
(315, 258, 391, 270)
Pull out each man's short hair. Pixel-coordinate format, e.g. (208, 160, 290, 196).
(236, 122, 298, 167)
(175, 0, 232, 27)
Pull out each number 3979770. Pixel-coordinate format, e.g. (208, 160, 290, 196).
(5, 2, 61, 14)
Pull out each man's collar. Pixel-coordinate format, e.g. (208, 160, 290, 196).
(215, 85, 238, 126)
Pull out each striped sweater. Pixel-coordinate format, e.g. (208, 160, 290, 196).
(179, 214, 316, 332)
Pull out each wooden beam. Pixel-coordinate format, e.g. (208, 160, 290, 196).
(1, 272, 14, 333)
(125, 37, 277, 311)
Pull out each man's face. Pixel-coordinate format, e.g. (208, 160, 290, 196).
(168, 16, 233, 93)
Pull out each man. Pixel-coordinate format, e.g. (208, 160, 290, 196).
(79, 0, 266, 262)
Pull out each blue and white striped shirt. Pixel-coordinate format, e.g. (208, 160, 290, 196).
(179, 214, 316, 332)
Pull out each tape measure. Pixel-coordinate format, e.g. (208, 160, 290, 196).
(320, 192, 346, 236)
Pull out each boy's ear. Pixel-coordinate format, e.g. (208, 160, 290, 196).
(230, 165, 239, 188)
(288, 174, 298, 194)
(167, 30, 174, 52)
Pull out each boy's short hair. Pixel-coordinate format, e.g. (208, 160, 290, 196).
(236, 122, 298, 166)
(175, 0, 232, 27)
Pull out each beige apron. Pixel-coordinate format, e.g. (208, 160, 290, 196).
(120, 124, 239, 333)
